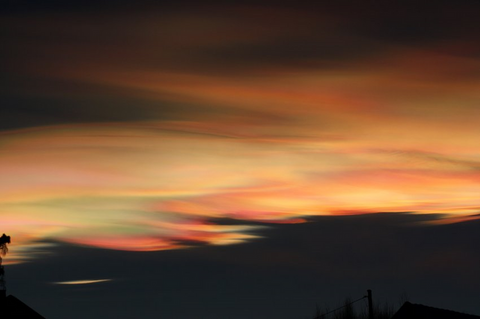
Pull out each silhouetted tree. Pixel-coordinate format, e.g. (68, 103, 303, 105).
(0, 234, 11, 288)
(0, 234, 10, 256)
(312, 297, 394, 319)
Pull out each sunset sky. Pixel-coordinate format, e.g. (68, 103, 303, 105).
(2, 1, 480, 318)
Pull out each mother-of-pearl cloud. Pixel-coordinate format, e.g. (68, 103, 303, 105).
(1, 120, 480, 264)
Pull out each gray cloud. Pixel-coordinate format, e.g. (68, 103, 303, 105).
(2, 0, 479, 131)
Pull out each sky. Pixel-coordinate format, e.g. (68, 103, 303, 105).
(1, 1, 480, 318)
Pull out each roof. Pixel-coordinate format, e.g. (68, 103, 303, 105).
(391, 302, 480, 319)
(0, 295, 45, 319)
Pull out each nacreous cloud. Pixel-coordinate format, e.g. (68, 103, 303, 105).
(1, 117, 479, 264)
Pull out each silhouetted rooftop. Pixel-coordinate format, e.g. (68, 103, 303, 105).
(0, 294, 45, 319)
(391, 301, 480, 319)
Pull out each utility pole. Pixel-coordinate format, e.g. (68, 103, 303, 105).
(367, 289, 374, 319)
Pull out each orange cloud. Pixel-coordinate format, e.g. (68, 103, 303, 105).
(1, 114, 479, 264)
(1, 36, 480, 264)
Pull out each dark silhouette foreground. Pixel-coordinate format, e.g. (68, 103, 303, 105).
(0, 295, 45, 319)
(391, 302, 480, 319)
(0, 234, 45, 318)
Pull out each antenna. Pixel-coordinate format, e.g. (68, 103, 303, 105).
(0, 234, 11, 296)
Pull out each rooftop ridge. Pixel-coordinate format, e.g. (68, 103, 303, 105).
(392, 301, 480, 319)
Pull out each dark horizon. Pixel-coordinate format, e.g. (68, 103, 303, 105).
(5, 213, 480, 318)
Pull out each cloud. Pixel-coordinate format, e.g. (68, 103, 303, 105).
(53, 279, 112, 285)
(1, 121, 480, 263)
(1, 0, 480, 264)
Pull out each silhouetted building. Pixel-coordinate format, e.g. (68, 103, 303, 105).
(0, 293, 45, 319)
(391, 302, 480, 319)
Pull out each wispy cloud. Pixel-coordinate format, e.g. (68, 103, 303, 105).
(1, 118, 479, 263)
(53, 279, 112, 285)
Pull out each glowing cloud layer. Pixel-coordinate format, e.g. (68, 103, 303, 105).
(1, 86, 480, 264)
(2, 6, 480, 262)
